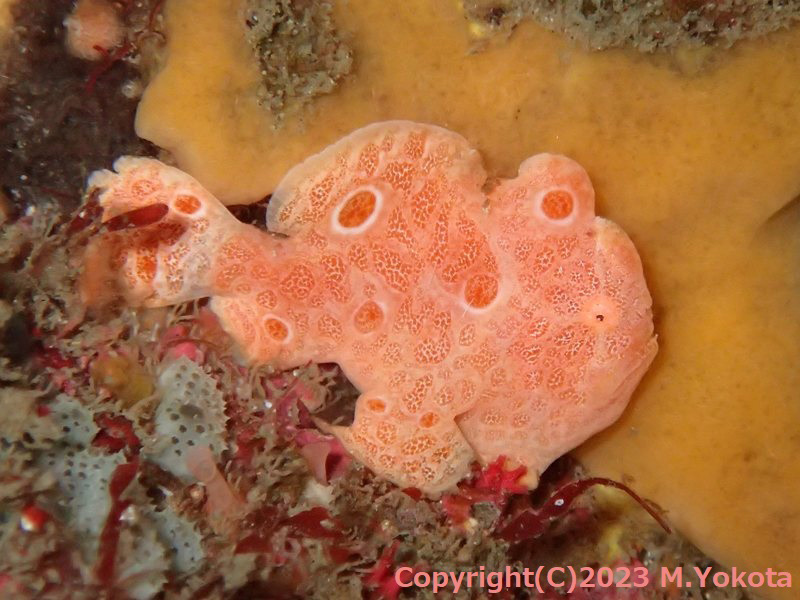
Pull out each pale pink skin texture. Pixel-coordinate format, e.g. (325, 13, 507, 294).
(81, 121, 657, 494)
(64, 0, 123, 61)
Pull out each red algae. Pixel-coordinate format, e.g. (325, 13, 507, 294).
(95, 459, 139, 586)
(498, 477, 671, 544)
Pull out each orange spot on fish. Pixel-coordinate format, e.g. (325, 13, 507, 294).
(464, 273, 498, 309)
(175, 194, 201, 214)
(265, 318, 289, 341)
(338, 190, 376, 228)
(354, 300, 383, 333)
(541, 190, 574, 220)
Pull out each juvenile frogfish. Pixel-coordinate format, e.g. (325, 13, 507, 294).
(80, 121, 657, 494)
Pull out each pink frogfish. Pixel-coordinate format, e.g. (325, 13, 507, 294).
(80, 121, 657, 494)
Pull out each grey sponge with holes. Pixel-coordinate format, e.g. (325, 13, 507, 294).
(146, 357, 227, 482)
(114, 524, 167, 600)
(147, 504, 205, 573)
(49, 394, 99, 447)
(40, 447, 125, 560)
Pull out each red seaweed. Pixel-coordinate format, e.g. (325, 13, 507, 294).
(85, 41, 133, 95)
(235, 506, 345, 556)
(38, 346, 74, 370)
(66, 195, 103, 234)
(92, 412, 141, 453)
(235, 506, 282, 554)
(232, 423, 265, 465)
(498, 477, 670, 543)
(441, 456, 528, 525)
(363, 541, 401, 599)
(400, 487, 422, 502)
(363, 541, 422, 600)
(472, 456, 527, 498)
(274, 373, 317, 439)
(285, 506, 343, 540)
(441, 493, 472, 526)
(95, 459, 139, 586)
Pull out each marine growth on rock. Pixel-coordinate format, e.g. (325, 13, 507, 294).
(80, 121, 657, 494)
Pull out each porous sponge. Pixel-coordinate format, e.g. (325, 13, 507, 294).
(147, 357, 227, 482)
